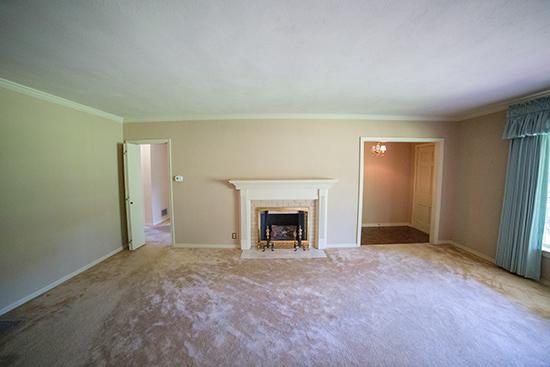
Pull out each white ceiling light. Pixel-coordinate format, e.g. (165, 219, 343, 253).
(371, 142, 386, 157)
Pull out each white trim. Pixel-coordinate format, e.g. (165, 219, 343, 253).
(326, 243, 360, 248)
(123, 113, 452, 123)
(175, 243, 239, 249)
(125, 139, 176, 248)
(0, 246, 123, 316)
(357, 138, 444, 248)
(454, 89, 550, 121)
(122, 88, 550, 123)
(357, 140, 365, 247)
(360, 137, 445, 143)
(229, 179, 337, 250)
(362, 222, 412, 227)
(124, 139, 170, 145)
(3, 77, 548, 125)
(152, 216, 169, 226)
(439, 242, 550, 287)
(436, 240, 495, 263)
(453, 106, 508, 121)
(229, 179, 338, 191)
(432, 142, 444, 245)
(0, 78, 123, 122)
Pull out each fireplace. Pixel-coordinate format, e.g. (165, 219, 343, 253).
(229, 179, 337, 250)
(258, 207, 309, 250)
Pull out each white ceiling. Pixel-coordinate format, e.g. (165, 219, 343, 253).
(1, 0, 549, 122)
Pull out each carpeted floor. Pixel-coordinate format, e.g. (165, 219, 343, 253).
(144, 220, 172, 246)
(241, 248, 327, 259)
(1, 242, 549, 366)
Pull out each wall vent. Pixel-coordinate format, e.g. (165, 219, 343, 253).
(161, 208, 168, 217)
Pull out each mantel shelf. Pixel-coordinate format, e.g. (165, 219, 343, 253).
(229, 179, 337, 191)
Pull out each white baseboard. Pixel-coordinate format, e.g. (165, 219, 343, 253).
(0, 246, 124, 316)
(362, 222, 411, 227)
(175, 243, 239, 249)
(326, 243, 360, 248)
(153, 216, 170, 226)
(438, 241, 550, 288)
(435, 240, 495, 263)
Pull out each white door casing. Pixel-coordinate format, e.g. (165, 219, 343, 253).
(124, 142, 146, 250)
(412, 144, 435, 234)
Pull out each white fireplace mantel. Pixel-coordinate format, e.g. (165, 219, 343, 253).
(229, 179, 337, 250)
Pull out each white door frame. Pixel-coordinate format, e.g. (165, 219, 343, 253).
(125, 139, 176, 247)
(357, 137, 444, 246)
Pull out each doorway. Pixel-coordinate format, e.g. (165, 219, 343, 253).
(124, 139, 175, 249)
(141, 143, 172, 246)
(357, 138, 443, 247)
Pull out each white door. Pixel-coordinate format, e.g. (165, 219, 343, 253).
(412, 144, 434, 234)
(124, 143, 146, 250)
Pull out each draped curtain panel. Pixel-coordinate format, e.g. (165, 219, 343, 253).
(496, 96, 550, 280)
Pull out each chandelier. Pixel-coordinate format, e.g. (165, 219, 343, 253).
(371, 142, 386, 156)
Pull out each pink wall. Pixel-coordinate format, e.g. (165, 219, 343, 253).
(362, 142, 415, 225)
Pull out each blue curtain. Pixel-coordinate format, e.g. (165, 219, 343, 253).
(495, 97, 550, 280)
(496, 136, 549, 279)
(496, 96, 550, 280)
(503, 97, 550, 139)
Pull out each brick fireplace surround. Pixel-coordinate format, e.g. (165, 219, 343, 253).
(229, 179, 337, 250)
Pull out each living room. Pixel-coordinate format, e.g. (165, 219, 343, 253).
(1, 1, 549, 365)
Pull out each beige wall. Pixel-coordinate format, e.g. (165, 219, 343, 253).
(140, 143, 170, 225)
(542, 255, 550, 284)
(452, 110, 550, 283)
(124, 119, 458, 246)
(150, 143, 170, 224)
(362, 142, 415, 225)
(0, 87, 124, 312)
(452, 111, 509, 257)
(141, 145, 154, 225)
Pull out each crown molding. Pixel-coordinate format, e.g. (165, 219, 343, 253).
(122, 113, 453, 123)
(124, 88, 550, 123)
(3, 76, 548, 124)
(454, 88, 550, 121)
(0, 78, 123, 123)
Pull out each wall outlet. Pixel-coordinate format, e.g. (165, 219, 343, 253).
(232, 233, 237, 239)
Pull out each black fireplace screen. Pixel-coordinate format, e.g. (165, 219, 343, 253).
(259, 210, 308, 242)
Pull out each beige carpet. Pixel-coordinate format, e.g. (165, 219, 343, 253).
(1, 243, 550, 366)
(241, 248, 327, 259)
(144, 220, 172, 245)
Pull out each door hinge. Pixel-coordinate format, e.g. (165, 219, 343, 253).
(123, 150, 127, 155)
(129, 240, 133, 245)
(125, 196, 130, 201)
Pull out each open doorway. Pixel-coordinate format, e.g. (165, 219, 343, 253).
(141, 143, 172, 246)
(124, 139, 175, 250)
(357, 138, 443, 246)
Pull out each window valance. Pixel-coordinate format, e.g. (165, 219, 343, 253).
(503, 96, 550, 139)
